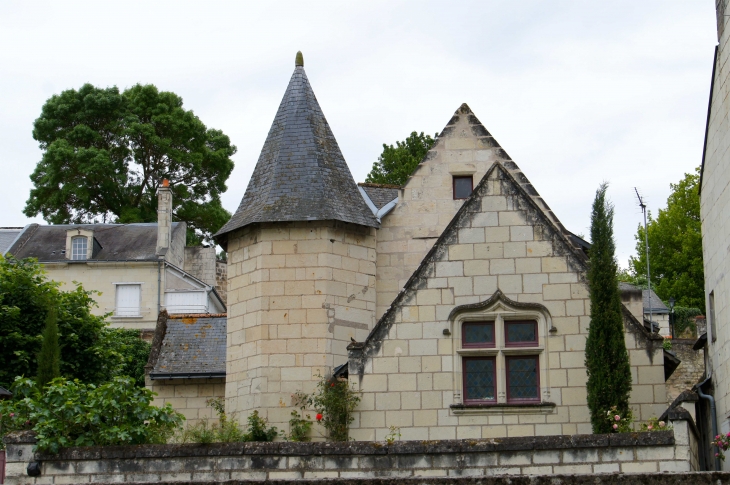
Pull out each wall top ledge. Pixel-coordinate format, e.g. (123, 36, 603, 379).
(3, 430, 675, 461)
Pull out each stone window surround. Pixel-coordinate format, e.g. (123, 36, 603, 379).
(65, 228, 94, 261)
(449, 291, 554, 415)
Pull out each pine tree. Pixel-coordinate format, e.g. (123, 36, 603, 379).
(37, 307, 61, 388)
(585, 183, 632, 433)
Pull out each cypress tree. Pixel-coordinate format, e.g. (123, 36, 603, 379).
(585, 183, 632, 433)
(37, 307, 61, 388)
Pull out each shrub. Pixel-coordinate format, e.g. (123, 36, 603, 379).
(0, 376, 183, 453)
(640, 416, 671, 432)
(244, 410, 279, 442)
(180, 398, 244, 444)
(604, 406, 633, 433)
(298, 375, 360, 442)
(287, 410, 312, 442)
(36, 307, 61, 388)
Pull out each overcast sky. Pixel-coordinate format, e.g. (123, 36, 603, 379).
(0, 1, 718, 267)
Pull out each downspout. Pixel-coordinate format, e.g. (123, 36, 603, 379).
(696, 376, 720, 470)
(157, 259, 162, 315)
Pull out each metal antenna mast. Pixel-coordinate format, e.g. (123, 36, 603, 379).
(635, 188, 652, 327)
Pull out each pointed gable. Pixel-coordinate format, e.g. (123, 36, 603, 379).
(353, 128, 589, 372)
(215, 55, 379, 244)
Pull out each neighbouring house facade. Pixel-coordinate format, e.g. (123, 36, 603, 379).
(6, 184, 226, 335)
(700, 0, 730, 470)
(208, 53, 672, 441)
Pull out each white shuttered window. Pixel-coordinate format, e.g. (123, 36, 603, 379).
(116, 284, 141, 317)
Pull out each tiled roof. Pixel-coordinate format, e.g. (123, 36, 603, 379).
(358, 183, 399, 210)
(643, 289, 669, 313)
(215, 59, 379, 243)
(150, 315, 226, 378)
(7, 223, 184, 262)
(0, 227, 24, 255)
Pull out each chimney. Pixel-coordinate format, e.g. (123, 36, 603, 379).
(156, 179, 172, 256)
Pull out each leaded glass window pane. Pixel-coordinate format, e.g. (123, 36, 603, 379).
(71, 237, 87, 261)
(507, 356, 539, 401)
(463, 322, 494, 347)
(464, 358, 495, 402)
(505, 321, 537, 346)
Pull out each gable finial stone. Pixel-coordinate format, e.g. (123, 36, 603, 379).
(295, 51, 304, 67)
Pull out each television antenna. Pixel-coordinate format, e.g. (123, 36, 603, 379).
(635, 188, 652, 328)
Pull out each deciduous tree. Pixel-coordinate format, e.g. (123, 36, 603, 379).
(585, 183, 632, 433)
(36, 308, 61, 388)
(25, 83, 236, 243)
(628, 168, 704, 312)
(365, 132, 436, 186)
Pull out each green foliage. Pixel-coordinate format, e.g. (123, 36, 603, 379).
(244, 410, 279, 442)
(365, 132, 436, 186)
(672, 306, 702, 337)
(640, 416, 671, 432)
(585, 183, 632, 434)
(0, 376, 183, 453)
(181, 398, 245, 444)
(298, 375, 361, 442)
(101, 328, 151, 387)
(36, 308, 61, 388)
(385, 425, 401, 445)
(25, 83, 237, 243)
(0, 256, 112, 389)
(662, 338, 672, 351)
(604, 406, 633, 433)
(628, 168, 704, 312)
(287, 410, 312, 442)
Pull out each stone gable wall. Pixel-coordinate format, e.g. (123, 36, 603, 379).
(374, 106, 508, 321)
(349, 166, 666, 441)
(665, 340, 705, 405)
(183, 246, 217, 287)
(2, 422, 698, 484)
(225, 221, 376, 429)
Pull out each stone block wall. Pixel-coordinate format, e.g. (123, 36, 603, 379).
(184, 246, 217, 287)
(349, 165, 666, 441)
(225, 221, 376, 429)
(665, 340, 705, 404)
(147, 377, 225, 426)
(215, 260, 227, 305)
(2, 421, 700, 484)
(375, 105, 505, 321)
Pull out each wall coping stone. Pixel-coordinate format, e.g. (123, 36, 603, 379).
(3, 430, 674, 461)
(76, 474, 730, 485)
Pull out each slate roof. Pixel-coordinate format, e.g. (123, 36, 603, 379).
(8, 223, 184, 262)
(358, 183, 399, 210)
(215, 58, 379, 244)
(150, 315, 226, 378)
(0, 227, 24, 255)
(643, 288, 669, 313)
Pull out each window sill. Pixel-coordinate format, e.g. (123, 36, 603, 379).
(112, 315, 143, 319)
(450, 402, 556, 415)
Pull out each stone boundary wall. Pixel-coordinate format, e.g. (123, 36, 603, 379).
(4, 423, 697, 484)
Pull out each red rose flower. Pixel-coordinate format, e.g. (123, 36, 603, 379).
(316, 413, 323, 421)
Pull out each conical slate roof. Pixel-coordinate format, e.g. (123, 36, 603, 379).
(215, 55, 379, 242)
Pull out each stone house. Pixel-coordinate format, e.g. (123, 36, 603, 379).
(207, 53, 671, 440)
(699, 0, 730, 471)
(6, 183, 226, 336)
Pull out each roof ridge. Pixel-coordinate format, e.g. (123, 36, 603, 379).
(357, 182, 402, 189)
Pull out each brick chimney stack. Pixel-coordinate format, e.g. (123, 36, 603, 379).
(156, 179, 172, 257)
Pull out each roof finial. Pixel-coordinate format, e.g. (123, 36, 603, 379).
(295, 51, 304, 67)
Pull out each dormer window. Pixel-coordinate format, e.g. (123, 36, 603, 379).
(71, 236, 88, 260)
(66, 228, 95, 261)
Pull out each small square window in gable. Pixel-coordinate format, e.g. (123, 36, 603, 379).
(453, 176, 473, 200)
